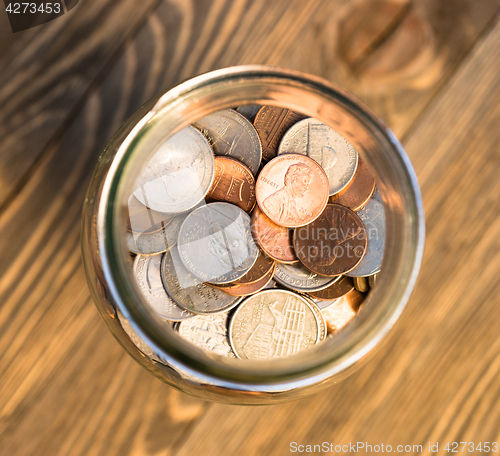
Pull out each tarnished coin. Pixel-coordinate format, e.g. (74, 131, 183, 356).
(215, 263, 276, 296)
(133, 254, 194, 321)
(294, 204, 367, 276)
(278, 118, 358, 195)
(229, 290, 321, 359)
(253, 106, 306, 161)
(177, 313, 236, 357)
(347, 198, 386, 277)
(328, 156, 375, 210)
(206, 156, 256, 212)
(251, 206, 297, 264)
(307, 276, 355, 306)
(133, 125, 214, 213)
(256, 153, 329, 227)
(193, 109, 262, 175)
(127, 195, 175, 234)
(274, 261, 339, 292)
(353, 276, 369, 293)
(127, 212, 187, 255)
(236, 104, 261, 123)
(177, 202, 259, 284)
(161, 246, 242, 314)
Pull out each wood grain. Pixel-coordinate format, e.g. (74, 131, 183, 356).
(0, 0, 499, 455)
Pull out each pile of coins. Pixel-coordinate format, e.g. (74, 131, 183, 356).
(126, 106, 386, 360)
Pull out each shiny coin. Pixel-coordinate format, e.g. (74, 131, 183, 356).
(368, 273, 378, 288)
(236, 104, 261, 123)
(161, 246, 242, 314)
(127, 212, 187, 255)
(133, 125, 214, 213)
(177, 202, 259, 284)
(347, 198, 386, 277)
(229, 290, 322, 359)
(294, 204, 367, 276)
(177, 313, 236, 357)
(133, 254, 194, 321)
(328, 156, 375, 210)
(307, 276, 355, 306)
(278, 118, 358, 195)
(127, 194, 175, 234)
(193, 109, 262, 175)
(251, 206, 297, 264)
(256, 153, 329, 227)
(214, 263, 276, 296)
(274, 261, 339, 292)
(253, 106, 306, 161)
(206, 156, 256, 212)
(353, 276, 369, 293)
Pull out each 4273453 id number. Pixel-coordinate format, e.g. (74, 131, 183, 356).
(5, 3, 62, 14)
(441, 441, 498, 452)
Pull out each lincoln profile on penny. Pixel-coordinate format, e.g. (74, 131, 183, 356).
(262, 163, 313, 224)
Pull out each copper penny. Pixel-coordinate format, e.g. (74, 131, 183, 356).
(256, 154, 329, 228)
(329, 156, 375, 210)
(206, 157, 256, 212)
(307, 275, 355, 301)
(253, 106, 306, 161)
(214, 261, 277, 296)
(251, 206, 297, 264)
(321, 289, 365, 333)
(293, 204, 367, 276)
(127, 195, 175, 234)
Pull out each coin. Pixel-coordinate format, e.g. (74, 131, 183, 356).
(328, 156, 375, 210)
(177, 313, 236, 357)
(321, 297, 357, 334)
(274, 261, 339, 292)
(161, 246, 242, 314)
(177, 202, 259, 284)
(215, 263, 276, 296)
(368, 273, 378, 288)
(346, 198, 386, 277)
(372, 185, 382, 203)
(133, 125, 214, 213)
(307, 276, 355, 305)
(229, 289, 322, 359)
(206, 156, 256, 212)
(133, 254, 194, 321)
(236, 104, 261, 123)
(278, 118, 358, 195)
(294, 204, 367, 276)
(127, 212, 187, 255)
(193, 109, 262, 175)
(256, 153, 329, 227)
(353, 276, 369, 293)
(251, 206, 297, 264)
(253, 106, 306, 161)
(127, 194, 175, 234)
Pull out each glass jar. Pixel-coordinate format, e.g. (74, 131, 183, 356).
(81, 65, 424, 404)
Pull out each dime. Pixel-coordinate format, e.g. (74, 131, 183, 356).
(215, 264, 276, 296)
(133, 254, 193, 321)
(193, 109, 262, 175)
(127, 194, 175, 234)
(251, 206, 297, 264)
(161, 246, 242, 314)
(229, 290, 322, 359)
(236, 104, 261, 123)
(274, 261, 339, 292)
(206, 156, 256, 212)
(347, 198, 386, 277)
(328, 156, 375, 210)
(294, 204, 367, 276)
(127, 212, 187, 255)
(253, 106, 306, 161)
(256, 153, 329, 227)
(307, 276, 355, 305)
(177, 202, 259, 284)
(278, 118, 358, 195)
(177, 313, 236, 358)
(353, 276, 369, 293)
(133, 125, 214, 213)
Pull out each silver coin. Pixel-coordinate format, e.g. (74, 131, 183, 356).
(161, 246, 242, 314)
(304, 294, 340, 311)
(278, 118, 358, 195)
(299, 296, 327, 341)
(368, 273, 378, 288)
(133, 254, 194, 321)
(127, 212, 187, 255)
(347, 198, 386, 277)
(133, 125, 214, 213)
(177, 202, 259, 284)
(229, 289, 321, 359)
(372, 185, 382, 203)
(274, 262, 340, 292)
(193, 109, 262, 175)
(236, 104, 261, 123)
(177, 313, 236, 358)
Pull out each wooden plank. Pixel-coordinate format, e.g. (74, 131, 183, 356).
(172, 18, 500, 456)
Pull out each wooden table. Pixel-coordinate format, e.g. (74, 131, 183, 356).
(1, 1, 500, 454)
